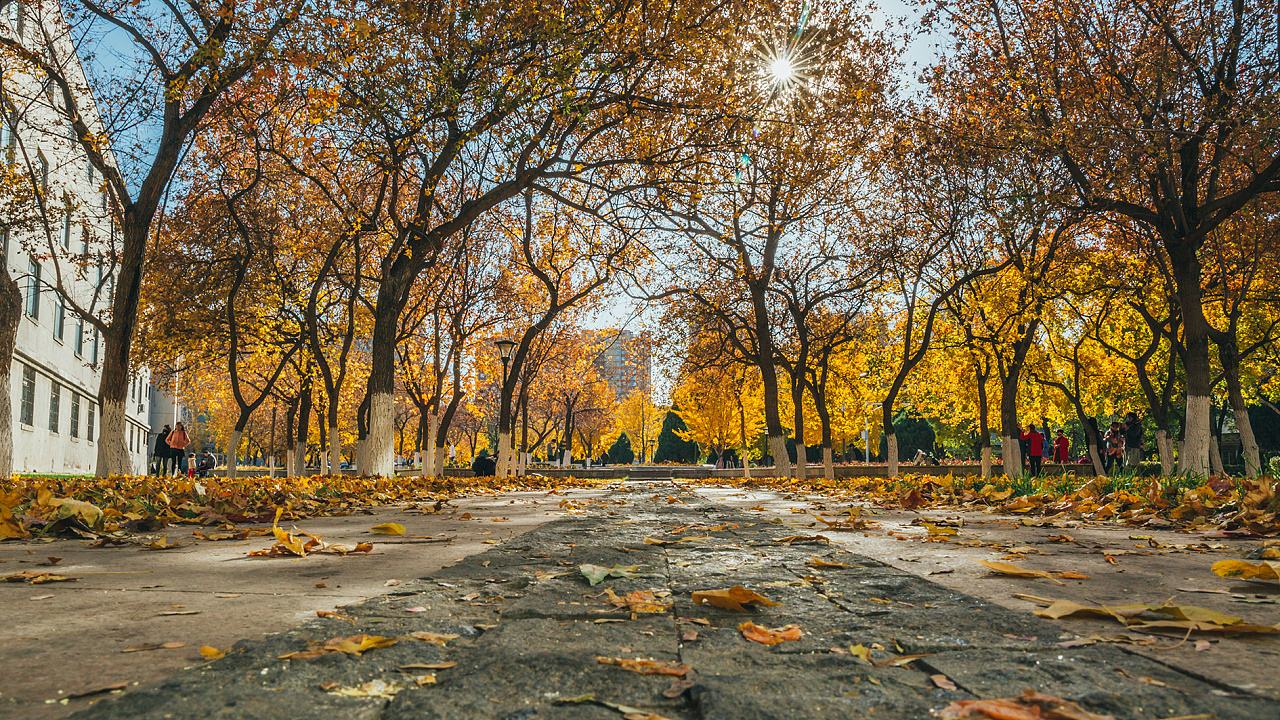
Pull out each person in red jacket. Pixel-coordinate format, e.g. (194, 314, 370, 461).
(1053, 429, 1070, 463)
(1020, 423, 1045, 476)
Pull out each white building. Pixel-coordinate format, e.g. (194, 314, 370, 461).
(2, 0, 150, 473)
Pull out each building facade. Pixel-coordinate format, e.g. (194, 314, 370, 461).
(596, 329, 652, 400)
(2, 1, 150, 474)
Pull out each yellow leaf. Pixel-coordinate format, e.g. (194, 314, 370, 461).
(370, 522, 406, 536)
(806, 556, 850, 569)
(409, 631, 460, 646)
(595, 656, 690, 676)
(199, 645, 226, 660)
(849, 643, 873, 664)
(1212, 559, 1279, 583)
(979, 560, 1064, 585)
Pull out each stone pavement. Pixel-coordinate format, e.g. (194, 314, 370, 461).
(75, 485, 1275, 719)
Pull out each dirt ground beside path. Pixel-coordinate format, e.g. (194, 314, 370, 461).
(694, 486, 1280, 699)
(0, 489, 608, 719)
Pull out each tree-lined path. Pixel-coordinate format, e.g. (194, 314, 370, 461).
(18, 483, 1269, 720)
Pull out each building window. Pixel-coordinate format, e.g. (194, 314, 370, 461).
(25, 259, 39, 319)
(86, 401, 95, 442)
(19, 364, 34, 426)
(74, 317, 84, 356)
(61, 202, 72, 248)
(48, 382, 60, 433)
(70, 392, 80, 439)
(54, 294, 65, 341)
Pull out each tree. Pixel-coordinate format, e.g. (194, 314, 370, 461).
(0, 0, 302, 476)
(606, 433, 634, 465)
(941, 0, 1280, 474)
(653, 409, 699, 464)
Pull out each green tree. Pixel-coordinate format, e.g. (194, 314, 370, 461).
(606, 433, 635, 465)
(653, 410, 699, 464)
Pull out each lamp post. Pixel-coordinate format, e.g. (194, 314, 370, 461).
(495, 339, 516, 474)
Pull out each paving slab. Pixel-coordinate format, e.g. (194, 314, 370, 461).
(70, 483, 1277, 719)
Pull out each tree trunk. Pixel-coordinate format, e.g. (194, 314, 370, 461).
(422, 411, 439, 478)
(366, 392, 396, 477)
(94, 221, 147, 478)
(1218, 341, 1261, 477)
(975, 367, 991, 479)
(226, 430, 242, 479)
(1209, 434, 1225, 476)
(1171, 246, 1211, 475)
(822, 446, 834, 480)
(767, 434, 789, 478)
(790, 381, 806, 480)
(0, 269, 21, 478)
(1155, 429, 1174, 476)
(980, 446, 992, 479)
(328, 427, 341, 475)
(886, 432, 900, 477)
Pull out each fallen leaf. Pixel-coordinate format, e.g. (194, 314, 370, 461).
(122, 641, 186, 653)
(738, 621, 802, 646)
(1212, 559, 1279, 583)
(580, 563, 641, 586)
(806, 556, 850, 569)
(931, 674, 958, 691)
(979, 560, 1064, 585)
(414, 673, 437, 686)
(3, 570, 74, 585)
(409, 631, 460, 646)
(370, 522, 406, 536)
(199, 645, 226, 660)
(939, 690, 1114, 720)
(279, 633, 399, 660)
(848, 643, 873, 664)
(595, 656, 691, 676)
(691, 585, 779, 612)
(399, 661, 457, 670)
(775, 535, 831, 545)
(325, 679, 402, 699)
(66, 682, 129, 700)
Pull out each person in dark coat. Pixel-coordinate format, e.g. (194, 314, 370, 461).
(1123, 412, 1144, 470)
(471, 450, 496, 477)
(153, 425, 172, 476)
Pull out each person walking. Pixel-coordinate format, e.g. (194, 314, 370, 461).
(1103, 421, 1125, 475)
(1053, 429, 1070, 463)
(166, 421, 192, 475)
(152, 425, 172, 476)
(1123, 411, 1144, 470)
(1020, 423, 1045, 477)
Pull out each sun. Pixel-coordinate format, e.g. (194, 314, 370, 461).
(768, 54, 796, 86)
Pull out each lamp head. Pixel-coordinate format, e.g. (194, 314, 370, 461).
(495, 339, 517, 361)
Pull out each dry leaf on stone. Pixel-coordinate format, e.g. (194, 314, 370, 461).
(603, 588, 670, 616)
(939, 689, 1114, 719)
(580, 563, 641, 586)
(370, 522, 406, 536)
(3, 570, 75, 584)
(980, 560, 1079, 584)
(279, 633, 399, 660)
(409, 631, 460, 646)
(199, 645, 226, 660)
(325, 679, 402, 699)
(775, 535, 831, 545)
(738, 621, 802, 646)
(595, 656, 691, 677)
(848, 644, 873, 664)
(931, 674, 958, 691)
(691, 585, 779, 612)
(806, 556, 850, 569)
(399, 662, 457, 671)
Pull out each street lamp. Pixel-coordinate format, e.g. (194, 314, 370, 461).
(495, 339, 516, 388)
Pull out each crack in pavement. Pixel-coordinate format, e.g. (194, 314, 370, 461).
(74, 485, 1276, 719)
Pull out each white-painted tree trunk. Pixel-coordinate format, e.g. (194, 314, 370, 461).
(886, 433, 900, 478)
(1234, 408, 1262, 477)
(1155, 430, 1174, 477)
(365, 392, 396, 477)
(97, 399, 133, 476)
(226, 430, 242, 479)
(1209, 435, 1225, 476)
(822, 447, 834, 480)
(422, 413, 438, 478)
(980, 446, 992, 479)
(1179, 394, 1211, 475)
(1002, 435, 1022, 478)
(496, 431, 513, 477)
(328, 429, 340, 475)
(767, 435, 789, 478)
(284, 448, 295, 478)
(0, 366, 12, 479)
(1087, 443, 1105, 477)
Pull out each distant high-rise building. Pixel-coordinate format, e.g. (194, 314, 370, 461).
(596, 329, 651, 400)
